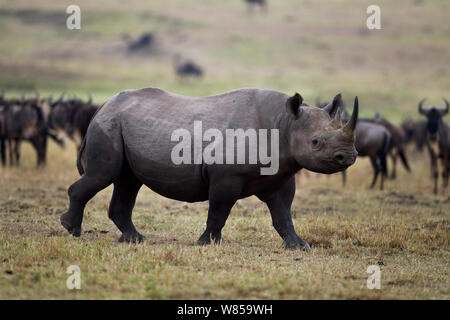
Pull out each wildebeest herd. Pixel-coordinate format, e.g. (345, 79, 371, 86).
(1, 89, 448, 195)
(0, 90, 99, 166)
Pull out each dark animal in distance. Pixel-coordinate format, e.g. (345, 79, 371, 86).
(124, 32, 154, 53)
(61, 88, 359, 250)
(418, 98, 450, 194)
(402, 118, 427, 152)
(244, 0, 267, 12)
(372, 114, 410, 179)
(48, 93, 99, 149)
(174, 56, 203, 78)
(341, 113, 391, 190)
(0, 94, 48, 166)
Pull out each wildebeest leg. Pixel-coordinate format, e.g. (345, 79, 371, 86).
(259, 177, 310, 250)
(30, 136, 46, 166)
(342, 170, 347, 186)
(369, 156, 379, 189)
(7, 139, 13, 165)
(390, 151, 397, 179)
(13, 139, 20, 166)
(442, 153, 449, 194)
(108, 166, 144, 243)
(0, 137, 5, 166)
(379, 151, 388, 190)
(197, 181, 239, 245)
(427, 145, 438, 194)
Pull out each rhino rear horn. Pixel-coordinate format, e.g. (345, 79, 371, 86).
(343, 96, 359, 137)
(286, 93, 303, 119)
(323, 93, 342, 118)
(329, 107, 342, 128)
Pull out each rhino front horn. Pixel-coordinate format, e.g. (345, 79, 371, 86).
(343, 96, 359, 137)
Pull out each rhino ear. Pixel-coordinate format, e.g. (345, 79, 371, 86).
(286, 93, 303, 119)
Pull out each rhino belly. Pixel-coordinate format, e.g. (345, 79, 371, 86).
(121, 120, 209, 202)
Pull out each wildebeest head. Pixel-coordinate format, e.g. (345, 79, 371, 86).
(48, 93, 84, 135)
(418, 98, 449, 141)
(286, 93, 358, 174)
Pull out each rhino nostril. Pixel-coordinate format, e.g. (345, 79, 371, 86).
(335, 154, 344, 162)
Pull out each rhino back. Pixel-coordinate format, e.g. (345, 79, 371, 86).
(91, 87, 288, 201)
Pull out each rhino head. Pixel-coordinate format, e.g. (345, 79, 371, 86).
(285, 93, 358, 174)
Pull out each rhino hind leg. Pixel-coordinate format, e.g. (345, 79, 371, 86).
(61, 121, 124, 237)
(61, 175, 114, 237)
(108, 164, 145, 243)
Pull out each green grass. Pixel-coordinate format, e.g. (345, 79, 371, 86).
(0, 0, 449, 299)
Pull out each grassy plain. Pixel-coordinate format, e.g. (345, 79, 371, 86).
(0, 0, 449, 299)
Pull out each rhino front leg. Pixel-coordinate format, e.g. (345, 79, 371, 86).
(197, 181, 238, 246)
(260, 177, 310, 250)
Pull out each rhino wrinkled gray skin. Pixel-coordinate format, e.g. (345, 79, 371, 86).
(61, 88, 358, 249)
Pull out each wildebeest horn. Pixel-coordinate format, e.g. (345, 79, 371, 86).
(58, 91, 65, 102)
(418, 98, 427, 115)
(323, 93, 342, 118)
(87, 93, 92, 105)
(35, 91, 39, 101)
(442, 98, 449, 115)
(343, 96, 358, 137)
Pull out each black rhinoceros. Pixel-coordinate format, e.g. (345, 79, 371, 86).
(61, 87, 358, 249)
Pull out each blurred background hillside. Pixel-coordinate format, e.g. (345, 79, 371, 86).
(0, 0, 449, 121)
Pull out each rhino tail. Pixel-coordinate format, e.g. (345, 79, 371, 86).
(76, 136, 86, 176)
(76, 101, 106, 176)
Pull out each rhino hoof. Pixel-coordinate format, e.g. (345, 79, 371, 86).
(284, 238, 311, 250)
(119, 232, 146, 243)
(60, 213, 81, 237)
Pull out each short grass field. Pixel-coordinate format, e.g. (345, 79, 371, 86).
(0, 0, 449, 299)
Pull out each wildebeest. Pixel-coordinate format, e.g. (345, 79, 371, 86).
(244, 0, 267, 12)
(125, 32, 154, 53)
(373, 115, 410, 179)
(61, 88, 358, 249)
(174, 56, 203, 78)
(418, 98, 450, 194)
(341, 113, 391, 190)
(402, 118, 427, 152)
(48, 93, 98, 149)
(0, 94, 48, 166)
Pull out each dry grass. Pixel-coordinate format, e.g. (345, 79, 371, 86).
(0, 0, 449, 299)
(0, 143, 448, 299)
